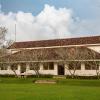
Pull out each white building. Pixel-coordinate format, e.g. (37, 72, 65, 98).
(0, 35, 100, 76)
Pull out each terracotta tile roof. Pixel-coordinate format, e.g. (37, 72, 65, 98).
(3, 46, 100, 62)
(8, 35, 100, 49)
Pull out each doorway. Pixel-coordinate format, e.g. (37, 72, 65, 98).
(58, 64, 65, 75)
(20, 63, 26, 73)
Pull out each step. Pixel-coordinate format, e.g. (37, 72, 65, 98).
(53, 75, 66, 79)
(35, 80, 56, 84)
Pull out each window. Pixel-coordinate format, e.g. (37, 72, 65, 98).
(76, 63, 81, 70)
(0, 66, 7, 70)
(11, 64, 18, 70)
(20, 63, 26, 73)
(43, 62, 54, 70)
(85, 62, 99, 70)
(0, 64, 7, 70)
(49, 62, 54, 70)
(43, 63, 48, 70)
(1, 66, 7, 70)
(30, 63, 34, 70)
(30, 63, 40, 70)
(68, 62, 81, 70)
(43, 65, 48, 70)
(68, 63, 74, 70)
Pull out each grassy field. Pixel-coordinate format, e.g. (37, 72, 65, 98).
(0, 78, 100, 100)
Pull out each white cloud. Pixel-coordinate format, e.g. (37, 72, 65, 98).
(0, 4, 73, 41)
(70, 19, 100, 37)
(0, 4, 100, 42)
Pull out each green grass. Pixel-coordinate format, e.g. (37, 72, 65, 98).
(0, 78, 100, 100)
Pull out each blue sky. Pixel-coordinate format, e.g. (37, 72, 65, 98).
(0, 0, 100, 41)
(0, 0, 100, 19)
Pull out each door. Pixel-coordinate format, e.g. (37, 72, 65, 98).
(21, 66, 26, 73)
(58, 65, 64, 75)
(20, 64, 26, 73)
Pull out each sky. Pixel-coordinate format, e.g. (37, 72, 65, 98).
(0, 0, 100, 41)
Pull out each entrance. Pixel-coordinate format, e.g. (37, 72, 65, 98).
(21, 66, 26, 73)
(20, 63, 26, 73)
(58, 65, 65, 75)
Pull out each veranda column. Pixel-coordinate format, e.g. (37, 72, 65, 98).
(26, 63, 30, 72)
(54, 62, 58, 75)
(81, 62, 85, 70)
(40, 63, 43, 70)
(81, 62, 85, 76)
(17, 64, 21, 75)
(7, 65, 11, 70)
(99, 62, 100, 70)
(64, 63, 68, 75)
(7, 65, 11, 74)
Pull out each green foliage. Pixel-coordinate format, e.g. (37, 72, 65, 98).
(0, 74, 15, 78)
(0, 74, 100, 79)
(27, 74, 53, 78)
(66, 75, 100, 79)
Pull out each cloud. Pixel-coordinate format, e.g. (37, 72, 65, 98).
(0, 4, 73, 41)
(0, 4, 100, 42)
(70, 19, 100, 37)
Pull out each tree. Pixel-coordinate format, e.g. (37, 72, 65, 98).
(55, 46, 100, 79)
(84, 49, 100, 79)
(0, 27, 16, 77)
(29, 62, 40, 77)
(55, 47, 81, 78)
(0, 27, 8, 70)
(10, 63, 18, 77)
(8, 49, 44, 77)
(0, 27, 7, 56)
(0, 27, 7, 46)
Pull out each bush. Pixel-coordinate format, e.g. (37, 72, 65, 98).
(27, 74, 53, 78)
(66, 75, 99, 79)
(0, 74, 15, 78)
(0, 74, 99, 79)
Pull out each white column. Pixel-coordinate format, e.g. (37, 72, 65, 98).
(17, 64, 21, 75)
(54, 62, 58, 75)
(80, 62, 85, 76)
(99, 62, 100, 70)
(81, 62, 85, 70)
(40, 63, 43, 70)
(64, 63, 68, 75)
(7, 65, 11, 70)
(26, 64, 30, 72)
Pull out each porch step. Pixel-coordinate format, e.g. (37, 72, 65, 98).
(35, 80, 56, 84)
(53, 75, 66, 79)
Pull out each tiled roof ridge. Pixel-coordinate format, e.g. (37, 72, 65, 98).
(8, 35, 100, 49)
(14, 35, 100, 43)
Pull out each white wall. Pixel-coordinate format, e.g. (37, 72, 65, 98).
(65, 63, 100, 76)
(88, 46, 100, 53)
(0, 70, 20, 75)
(0, 62, 100, 76)
(25, 62, 58, 75)
(65, 70, 98, 76)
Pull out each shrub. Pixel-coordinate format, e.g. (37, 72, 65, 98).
(0, 74, 15, 78)
(27, 74, 53, 78)
(66, 75, 99, 79)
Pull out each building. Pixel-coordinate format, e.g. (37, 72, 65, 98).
(0, 35, 100, 76)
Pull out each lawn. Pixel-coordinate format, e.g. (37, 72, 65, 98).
(0, 78, 100, 100)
